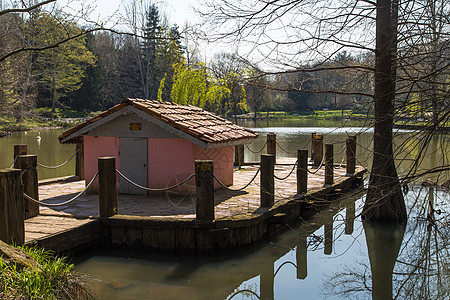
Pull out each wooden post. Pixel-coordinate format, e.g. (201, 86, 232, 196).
(195, 160, 214, 221)
(13, 144, 27, 168)
(310, 132, 316, 162)
(346, 135, 356, 175)
(0, 169, 25, 245)
(296, 234, 308, 279)
(76, 141, 85, 180)
(260, 261, 274, 300)
(297, 149, 308, 194)
(325, 144, 334, 185)
(261, 154, 275, 207)
(267, 133, 276, 159)
(98, 157, 118, 217)
(234, 144, 244, 169)
(312, 134, 323, 167)
(345, 201, 355, 235)
(324, 216, 333, 255)
(17, 155, 39, 218)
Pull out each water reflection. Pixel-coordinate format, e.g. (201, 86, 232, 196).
(75, 187, 449, 299)
(364, 222, 406, 300)
(326, 187, 450, 299)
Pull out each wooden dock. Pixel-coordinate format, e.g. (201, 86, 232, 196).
(1, 134, 365, 254)
(17, 159, 365, 254)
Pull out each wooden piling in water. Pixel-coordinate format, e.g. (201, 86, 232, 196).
(267, 133, 276, 159)
(297, 149, 308, 194)
(260, 262, 274, 300)
(261, 154, 275, 207)
(0, 169, 24, 245)
(312, 134, 323, 167)
(98, 157, 118, 217)
(345, 201, 355, 235)
(346, 135, 356, 175)
(195, 160, 214, 221)
(324, 216, 333, 255)
(325, 144, 334, 185)
(13, 144, 27, 167)
(17, 155, 39, 218)
(296, 234, 308, 279)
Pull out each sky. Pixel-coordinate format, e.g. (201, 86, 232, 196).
(63, 0, 199, 30)
(58, 0, 228, 62)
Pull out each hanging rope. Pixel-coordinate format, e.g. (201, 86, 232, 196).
(273, 261, 298, 278)
(245, 141, 267, 154)
(307, 156, 325, 174)
(275, 141, 297, 155)
(213, 167, 260, 192)
(274, 161, 298, 180)
(10, 155, 18, 169)
(116, 169, 195, 192)
(334, 151, 346, 169)
(227, 289, 261, 300)
(37, 149, 79, 169)
(24, 172, 98, 207)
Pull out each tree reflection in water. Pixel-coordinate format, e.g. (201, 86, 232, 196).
(326, 186, 450, 299)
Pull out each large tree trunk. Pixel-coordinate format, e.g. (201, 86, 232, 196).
(363, 0, 407, 223)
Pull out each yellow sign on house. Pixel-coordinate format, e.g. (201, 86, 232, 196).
(130, 123, 142, 131)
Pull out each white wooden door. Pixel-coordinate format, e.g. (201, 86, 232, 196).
(119, 138, 148, 194)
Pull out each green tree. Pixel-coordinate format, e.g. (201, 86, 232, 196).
(30, 12, 96, 117)
(170, 62, 231, 114)
(0, 13, 31, 122)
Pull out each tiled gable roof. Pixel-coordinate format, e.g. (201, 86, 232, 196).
(58, 98, 258, 146)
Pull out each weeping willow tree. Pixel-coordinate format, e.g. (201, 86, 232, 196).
(169, 62, 248, 119)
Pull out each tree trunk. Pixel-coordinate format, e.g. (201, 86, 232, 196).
(363, 0, 406, 223)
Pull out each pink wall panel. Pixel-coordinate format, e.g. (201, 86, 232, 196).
(193, 145, 234, 188)
(84, 135, 120, 192)
(147, 139, 195, 193)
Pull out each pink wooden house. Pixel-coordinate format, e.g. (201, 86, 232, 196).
(58, 98, 258, 194)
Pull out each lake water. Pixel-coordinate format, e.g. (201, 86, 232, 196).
(0, 129, 75, 180)
(75, 187, 449, 300)
(1, 121, 449, 299)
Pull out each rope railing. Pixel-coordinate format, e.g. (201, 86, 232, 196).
(23, 172, 98, 207)
(274, 161, 298, 180)
(116, 169, 195, 192)
(213, 167, 261, 192)
(10, 155, 18, 169)
(334, 152, 346, 169)
(307, 156, 325, 174)
(37, 149, 79, 169)
(273, 261, 298, 278)
(227, 289, 261, 300)
(245, 141, 267, 154)
(275, 140, 297, 155)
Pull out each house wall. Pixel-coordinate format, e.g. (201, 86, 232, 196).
(147, 139, 234, 193)
(83, 135, 234, 195)
(193, 144, 234, 187)
(84, 136, 120, 192)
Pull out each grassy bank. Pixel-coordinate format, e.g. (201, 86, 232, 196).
(237, 110, 368, 120)
(0, 108, 98, 134)
(0, 246, 92, 300)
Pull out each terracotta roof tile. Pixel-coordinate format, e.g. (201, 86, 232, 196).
(58, 98, 258, 146)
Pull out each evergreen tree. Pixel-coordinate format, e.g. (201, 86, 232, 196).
(140, 3, 160, 99)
